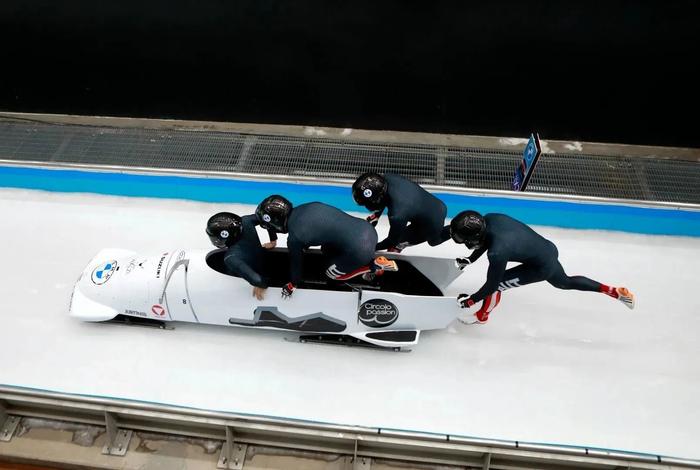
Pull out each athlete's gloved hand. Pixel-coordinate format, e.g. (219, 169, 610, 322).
(455, 257, 472, 270)
(457, 293, 475, 309)
(366, 210, 382, 227)
(281, 282, 296, 299)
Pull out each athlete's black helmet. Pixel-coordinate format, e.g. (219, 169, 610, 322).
(352, 172, 388, 211)
(206, 212, 243, 248)
(256, 195, 293, 233)
(450, 210, 487, 249)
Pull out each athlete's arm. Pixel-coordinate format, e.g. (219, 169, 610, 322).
(468, 245, 488, 263)
(456, 244, 488, 269)
(251, 217, 278, 248)
(287, 238, 305, 286)
(470, 252, 507, 303)
(262, 229, 278, 249)
(224, 253, 267, 288)
(366, 208, 384, 227)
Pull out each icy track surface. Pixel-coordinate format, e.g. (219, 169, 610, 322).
(0, 189, 699, 460)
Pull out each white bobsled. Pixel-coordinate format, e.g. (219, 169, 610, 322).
(69, 247, 464, 349)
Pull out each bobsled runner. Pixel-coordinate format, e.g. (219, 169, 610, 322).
(69, 247, 464, 349)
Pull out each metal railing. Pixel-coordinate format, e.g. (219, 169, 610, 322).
(1, 386, 698, 470)
(1, 120, 699, 204)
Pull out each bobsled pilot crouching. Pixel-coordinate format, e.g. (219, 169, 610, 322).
(206, 212, 277, 300)
(352, 172, 452, 252)
(451, 210, 635, 324)
(255, 195, 398, 299)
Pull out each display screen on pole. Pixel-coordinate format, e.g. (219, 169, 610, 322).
(512, 133, 542, 191)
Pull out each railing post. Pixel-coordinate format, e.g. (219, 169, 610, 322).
(218, 426, 247, 469)
(0, 401, 20, 442)
(102, 411, 132, 456)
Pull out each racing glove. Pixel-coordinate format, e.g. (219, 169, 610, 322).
(281, 282, 296, 299)
(455, 257, 472, 270)
(457, 293, 475, 309)
(366, 210, 382, 227)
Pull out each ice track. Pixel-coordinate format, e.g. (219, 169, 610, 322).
(0, 188, 698, 460)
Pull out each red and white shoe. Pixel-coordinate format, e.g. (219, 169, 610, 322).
(601, 285, 635, 310)
(615, 287, 635, 310)
(372, 256, 398, 273)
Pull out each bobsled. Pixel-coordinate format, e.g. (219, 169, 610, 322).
(69, 247, 464, 349)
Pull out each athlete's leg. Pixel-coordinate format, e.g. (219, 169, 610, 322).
(428, 225, 452, 246)
(546, 261, 636, 309)
(392, 223, 425, 251)
(324, 253, 398, 281)
(546, 261, 601, 291)
(324, 229, 396, 281)
(427, 202, 450, 246)
(496, 263, 551, 292)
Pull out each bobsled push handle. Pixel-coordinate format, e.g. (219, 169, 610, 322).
(342, 283, 364, 311)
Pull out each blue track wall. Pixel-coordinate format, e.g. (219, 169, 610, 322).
(2, 165, 699, 237)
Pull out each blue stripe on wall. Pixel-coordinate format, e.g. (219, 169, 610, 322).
(1, 165, 698, 237)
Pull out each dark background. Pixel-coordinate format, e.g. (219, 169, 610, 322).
(1, 1, 698, 147)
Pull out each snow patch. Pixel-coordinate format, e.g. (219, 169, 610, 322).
(341, 128, 353, 136)
(499, 137, 529, 146)
(564, 142, 584, 152)
(499, 136, 554, 154)
(304, 127, 327, 137)
(136, 432, 221, 454)
(18, 418, 103, 447)
(540, 140, 554, 154)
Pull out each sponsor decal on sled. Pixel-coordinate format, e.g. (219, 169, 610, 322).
(125, 258, 136, 274)
(91, 260, 118, 285)
(125, 309, 147, 317)
(155, 253, 168, 278)
(358, 299, 399, 328)
(151, 304, 166, 317)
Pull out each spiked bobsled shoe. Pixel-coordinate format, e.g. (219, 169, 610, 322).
(372, 256, 398, 275)
(616, 287, 635, 310)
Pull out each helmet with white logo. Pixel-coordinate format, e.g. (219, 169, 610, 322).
(256, 195, 293, 233)
(206, 212, 243, 248)
(352, 172, 388, 211)
(450, 210, 487, 249)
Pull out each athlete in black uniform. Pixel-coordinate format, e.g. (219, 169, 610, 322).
(206, 212, 277, 300)
(352, 172, 451, 252)
(255, 195, 398, 298)
(450, 210, 635, 324)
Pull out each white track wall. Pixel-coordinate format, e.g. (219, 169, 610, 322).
(0, 188, 698, 460)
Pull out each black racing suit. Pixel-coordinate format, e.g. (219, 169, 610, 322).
(286, 202, 378, 285)
(374, 173, 450, 250)
(223, 214, 277, 288)
(466, 213, 601, 303)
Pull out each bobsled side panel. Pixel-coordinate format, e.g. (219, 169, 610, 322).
(69, 285, 119, 322)
(357, 294, 460, 332)
(389, 254, 463, 292)
(229, 306, 347, 333)
(163, 255, 197, 322)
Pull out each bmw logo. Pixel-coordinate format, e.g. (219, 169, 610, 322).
(363, 189, 373, 198)
(220, 230, 229, 239)
(91, 260, 118, 285)
(262, 213, 272, 222)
